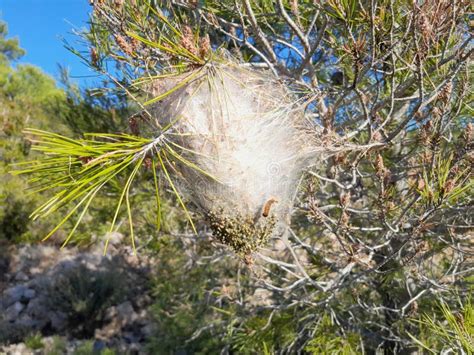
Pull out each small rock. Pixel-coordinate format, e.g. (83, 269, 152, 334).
(26, 297, 49, 325)
(0, 254, 9, 280)
(116, 301, 137, 325)
(140, 324, 156, 337)
(123, 331, 139, 344)
(104, 305, 118, 322)
(39, 246, 56, 258)
(3, 342, 28, 355)
(5, 301, 25, 321)
(23, 288, 36, 301)
(106, 232, 124, 246)
(135, 294, 152, 308)
(16, 314, 39, 329)
(2, 285, 28, 308)
(14, 272, 29, 282)
(95, 319, 121, 339)
(135, 309, 149, 325)
(50, 311, 68, 330)
(29, 267, 42, 275)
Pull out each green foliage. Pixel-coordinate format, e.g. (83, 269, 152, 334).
(11, 127, 204, 249)
(0, 25, 68, 243)
(1, 0, 472, 352)
(81, 0, 211, 79)
(12, 130, 152, 249)
(409, 297, 474, 353)
(305, 314, 362, 354)
(417, 152, 473, 207)
(73, 341, 116, 355)
(2, 64, 65, 105)
(229, 311, 298, 354)
(73, 340, 94, 355)
(0, 21, 25, 62)
(0, 20, 138, 245)
(24, 333, 44, 350)
(0, 195, 30, 240)
(45, 263, 127, 338)
(146, 238, 229, 354)
(57, 67, 130, 135)
(48, 336, 67, 355)
(0, 322, 31, 346)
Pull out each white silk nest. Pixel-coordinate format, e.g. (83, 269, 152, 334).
(149, 62, 320, 258)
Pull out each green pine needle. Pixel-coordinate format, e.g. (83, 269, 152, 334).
(11, 127, 208, 249)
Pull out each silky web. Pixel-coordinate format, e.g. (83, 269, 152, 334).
(150, 63, 317, 257)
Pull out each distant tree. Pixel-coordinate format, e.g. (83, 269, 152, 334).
(0, 22, 25, 62)
(0, 20, 128, 243)
(0, 21, 65, 241)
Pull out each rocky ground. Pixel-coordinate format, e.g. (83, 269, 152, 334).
(0, 236, 158, 354)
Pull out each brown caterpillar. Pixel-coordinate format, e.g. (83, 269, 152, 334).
(262, 198, 278, 217)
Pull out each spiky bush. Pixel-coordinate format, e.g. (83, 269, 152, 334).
(45, 262, 126, 338)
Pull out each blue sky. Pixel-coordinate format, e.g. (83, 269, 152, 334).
(0, 0, 94, 86)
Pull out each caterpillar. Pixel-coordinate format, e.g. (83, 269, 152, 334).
(262, 197, 278, 217)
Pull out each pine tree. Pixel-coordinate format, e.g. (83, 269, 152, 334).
(8, 1, 473, 352)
